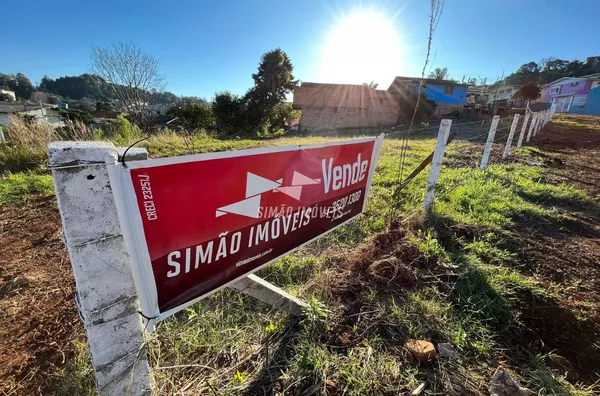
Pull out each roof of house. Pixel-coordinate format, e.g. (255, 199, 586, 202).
(389, 76, 468, 88)
(0, 103, 56, 113)
(0, 86, 13, 91)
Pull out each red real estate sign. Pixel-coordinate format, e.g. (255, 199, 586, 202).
(115, 136, 383, 319)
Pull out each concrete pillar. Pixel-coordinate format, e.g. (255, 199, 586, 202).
(526, 113, 537, 142)
(480, 115, 500, 171)
(423, 119, 452, 210)
(47, 141, 151, 396)
(516, 113, 530, 148)
(503, 114, 520, 158)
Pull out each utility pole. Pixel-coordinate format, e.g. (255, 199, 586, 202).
(479, 77, 487, 115)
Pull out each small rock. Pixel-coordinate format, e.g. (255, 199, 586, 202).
(547, 355, 579, 382)
(325, 379, 337, 390)
(411, 382, 426, 395)
(489, 367, 534, 396)
(404, 339, 437, 363)
(437, 342, 458, 359)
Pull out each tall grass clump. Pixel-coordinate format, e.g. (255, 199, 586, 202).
(1, 114, 94, 173)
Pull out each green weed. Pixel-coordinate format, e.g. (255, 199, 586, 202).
(0, 171, 53, 206)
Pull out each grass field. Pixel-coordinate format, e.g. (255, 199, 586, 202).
(1, 115, 599, 395)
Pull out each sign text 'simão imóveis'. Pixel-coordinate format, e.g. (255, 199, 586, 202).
(119, 136, 383, 319)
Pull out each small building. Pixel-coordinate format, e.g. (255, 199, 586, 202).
(0, 86, 16, 102)
(0, 103, 64, 127)
(293, 83, 398, 131)
(292, 77, 468, 131)
(466, 85, 489, 105)
(388, 77, 468, 115)
(487, 84, 522, 107)
(540, 73, 600, 113)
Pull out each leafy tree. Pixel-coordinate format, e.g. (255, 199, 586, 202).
(149, 90, 179, 106)
(0, 73, 35, 99)
(363, 81, 379, 89)
(178, 96, 210, 106)
(514, 83, 541, 102)
(39, 74, 108, 100)
(71, 97, 96, 113)
(95, 101, 114, 111)
(506, 62, 540, 85)
(250, 48, 297, 104)
(167, 101, 215, 130)
(268, 102, 300, 131)
(237, 48, 298, 136)
(540, 57, 569, 83)
(212, 91, 245, 135)
(427, 67, 449, 80)
(59, 108, 94, 125)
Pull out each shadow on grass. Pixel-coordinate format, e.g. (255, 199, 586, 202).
(243, 319, 302, 396)
(424, 212, 600, 383)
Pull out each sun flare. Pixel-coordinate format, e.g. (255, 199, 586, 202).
(319, 11, 403, 88)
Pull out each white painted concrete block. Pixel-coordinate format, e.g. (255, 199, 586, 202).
(48, 141, 151, 396)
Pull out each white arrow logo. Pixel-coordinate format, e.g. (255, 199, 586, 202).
(216, 171, 320, 219)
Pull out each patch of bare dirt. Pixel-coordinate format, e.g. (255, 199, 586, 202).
(532, 115, 600, 197)
(0, 196, 84, 395)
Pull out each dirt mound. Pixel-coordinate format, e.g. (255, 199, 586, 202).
(0, 196, 84, 395)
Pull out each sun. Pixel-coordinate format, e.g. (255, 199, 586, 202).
(319, 11, 403, 88)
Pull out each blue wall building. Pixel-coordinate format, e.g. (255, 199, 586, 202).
(388, 77, 468, 114)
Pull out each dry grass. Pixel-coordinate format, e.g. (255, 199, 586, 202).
(4, 114, 93, 149)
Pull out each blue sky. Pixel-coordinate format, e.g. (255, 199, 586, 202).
(2, 0, 599, 98)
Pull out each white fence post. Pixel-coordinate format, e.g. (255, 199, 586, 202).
(48, 142, 151, 396)
(544, 105, 555, 125)
(502, 114, 520, 158)
(536, 111, 546, 135)
(480, 115, 500, 170)
(516, 113, 529, 148)
(526, 113, 537, 142)
(423, 119, 452, 211)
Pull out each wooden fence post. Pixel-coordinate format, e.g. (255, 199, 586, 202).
(502, 114, 520, 158)
(480, 115, 500, 170)
(526, 113, 537, 142)
(423, 119, 452, 210)
(48, 141, 151, 396)
(516, 113, 529, 148)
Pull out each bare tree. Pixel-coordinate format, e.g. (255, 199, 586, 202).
(91, 43, 165, 124)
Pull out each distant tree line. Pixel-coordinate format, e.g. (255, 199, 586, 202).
(503, 56, 600, 86)
(1, 45, 299, 137)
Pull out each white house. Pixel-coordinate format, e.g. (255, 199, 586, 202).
(487, 84, 521, 104)
(0, 86, 16, 102)
(0, 103, 64, 128)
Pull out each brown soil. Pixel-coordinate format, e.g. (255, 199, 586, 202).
(0, 196, 85, 395)
(509, 116, 600, 382)
(1, 115, 599, 394)
(531, 115, 600, 197)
